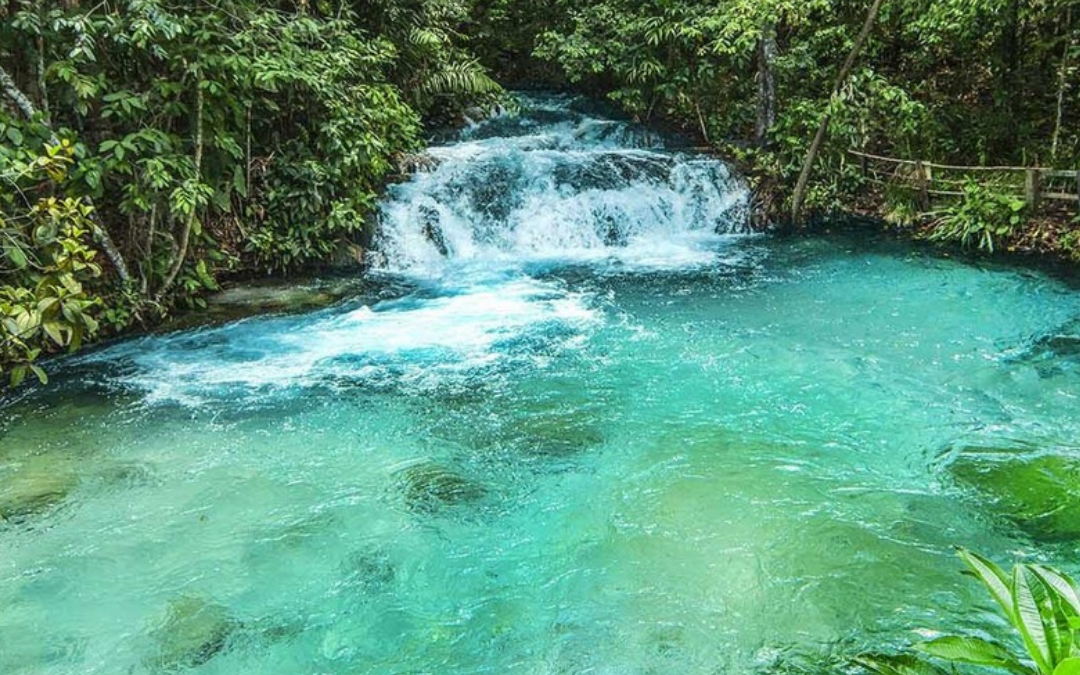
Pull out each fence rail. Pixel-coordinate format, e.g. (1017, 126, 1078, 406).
(848, 149, 1080, 210)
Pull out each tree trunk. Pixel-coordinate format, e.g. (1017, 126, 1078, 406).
(1000, 0, 1022, 150)
(790, 0, 886, 223)
(1052, 9, 1074, 161)
(157, 84, 205, 301)
(0, 63, 132, 284)
(0, 62, 39, 120)
(755, 22, 777, 147)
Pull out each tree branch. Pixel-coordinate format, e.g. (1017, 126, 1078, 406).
(157, 83, 205, 301)
(791, 0, 886, 223)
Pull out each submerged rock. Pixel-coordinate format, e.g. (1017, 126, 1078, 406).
(97, 461, 158, 490)
(513, 412, 605, 458)
(0, 456, 78, 524)
(1012, 318, 1080, 378)
(397, 462, 487, 514)
(340, 546, 396, 593)
(948, 446, 1080, 543)
(147, 595, 235, 671)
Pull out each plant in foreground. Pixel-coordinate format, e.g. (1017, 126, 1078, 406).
(858, 549, 1080, 675)
(926, 183, 1028, 253)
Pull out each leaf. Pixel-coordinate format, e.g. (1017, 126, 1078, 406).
(10, 365, 26, 388)
(233, 164, 248, 198)
(1014, 565, 1054, 675)
(855, 654, 951, 675)
(42, 321, 66, 347)
(29, 365, 48, 385)
(959, 549, 1016, 623)
(1031, 566, 1080, 618)
(1054, 659, 1080, 675)
(916, 636, 1029, 674)
(7, 246, 28, 269)
(6, 126, 24, 145)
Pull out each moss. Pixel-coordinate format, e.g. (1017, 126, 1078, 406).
(948, 448, 1080, 543)
(147, 595, 235, 671)
(398, 462, 487, 513)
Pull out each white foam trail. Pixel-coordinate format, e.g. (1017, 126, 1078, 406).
(77, 277, 598, 404)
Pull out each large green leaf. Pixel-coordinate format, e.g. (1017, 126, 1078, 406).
(959, 548, 1017, 623)
(1015, 565, 1054, 675)
(855, 654, 951, 675)
(1054, 658, 1080, 675)
(1032, 566, 1080, 618)
(916, 635, 1031, 674)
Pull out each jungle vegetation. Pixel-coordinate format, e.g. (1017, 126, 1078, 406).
(2, 0, 1079, 382)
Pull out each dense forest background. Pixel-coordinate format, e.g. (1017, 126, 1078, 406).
(1, 0, 1078, 384)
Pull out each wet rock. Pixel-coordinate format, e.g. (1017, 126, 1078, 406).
(147, 595, 235, 671)
(948, 447, 1080, 542)
(0, 456, 78, 523)
(395, 151, 441, 174)
(208, 285, 340, 313)
(420, 206, 450, 257)
(397, 462, 487, 514)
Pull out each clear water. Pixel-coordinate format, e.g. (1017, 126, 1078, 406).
(3, 95, 1080, 675)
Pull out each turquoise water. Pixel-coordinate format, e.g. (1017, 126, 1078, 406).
(3, 97, 1080, 674)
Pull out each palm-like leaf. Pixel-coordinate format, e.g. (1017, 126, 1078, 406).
(915, 636, 1031, 674)
(416, 60, 501, 97)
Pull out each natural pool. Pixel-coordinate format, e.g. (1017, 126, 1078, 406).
(2, 96, 1080, 675)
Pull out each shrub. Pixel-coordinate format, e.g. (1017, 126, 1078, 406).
(927, 182, 1028, 253)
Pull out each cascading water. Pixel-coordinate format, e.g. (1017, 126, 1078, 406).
(372, 94, 749, 272)
(5, 94, 1080, 675)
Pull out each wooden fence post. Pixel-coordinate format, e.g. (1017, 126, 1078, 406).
(1025, 169, 1041, 210)
(915, 160, 930, 211)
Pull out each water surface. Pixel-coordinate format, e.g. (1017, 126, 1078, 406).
(3, 95, 1080, 675)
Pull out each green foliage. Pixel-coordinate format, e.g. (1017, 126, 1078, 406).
(0, 0, 503, 385)
(927, 182, 1028, 253)
(857, 549, 1080, 675)
(518, 0, 1080, 222)
(1, 140, 105, 387)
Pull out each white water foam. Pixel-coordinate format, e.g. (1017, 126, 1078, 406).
(374, 109, 750, 275)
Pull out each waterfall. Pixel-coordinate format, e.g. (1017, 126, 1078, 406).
(372, 94, 750, 273)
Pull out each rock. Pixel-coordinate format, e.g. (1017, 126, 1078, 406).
(420, 207, 450, 257)
(397, 462, 487, 514)
(340, 547, 395, 592)
(97, 461, 157, 490)
(207, 285, 339, 313)
(0, 456, 78, 524)
(147, 595, 235, 671)
(513, 413, 604, 458)
(948, 447, 1080, 543)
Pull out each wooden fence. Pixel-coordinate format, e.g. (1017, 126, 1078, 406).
(848, 149, 1080, 211)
